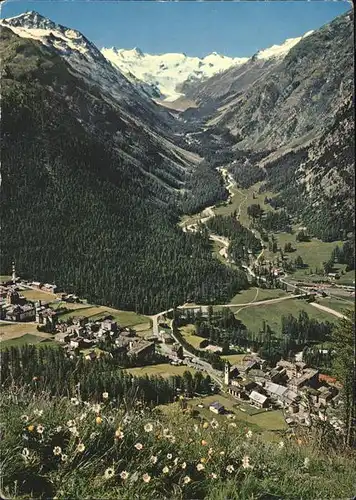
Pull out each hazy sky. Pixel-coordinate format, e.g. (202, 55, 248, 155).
(1, 1, 350, 57)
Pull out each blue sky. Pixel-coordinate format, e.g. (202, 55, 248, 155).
(1, 1, 350, 57)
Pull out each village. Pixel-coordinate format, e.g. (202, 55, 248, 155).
(0, 265, 345, 433)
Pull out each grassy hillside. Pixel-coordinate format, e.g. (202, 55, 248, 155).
(1, 388, 355, 499)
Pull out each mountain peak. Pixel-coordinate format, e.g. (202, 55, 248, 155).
(254, 31, 314, 61)
(3, 10, 56, 30)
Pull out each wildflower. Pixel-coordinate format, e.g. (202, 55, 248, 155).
(169, 435, 176, 444)
(150, 455, 158, 464)
(220, 451, 225, 456)
(278, 441, 284, 449)
(21, 448, 29, 458)
(208, 447, 214, 456)
(183, 475, 191, 484)
(173, 457, 179, 466)
(70, 397, 79, 406)
(37, 425, 44, 434)
(104, 467, 115, 479)
(210, 472, 217, 479)
(61, 454, 68, 462)
(69, 426, 79, 436)
(162, 466, 170, 474)
(21, 414, 29, 423)
(115, 429, 124, 440)
(167, 453, 172, 459)
(229, 422, 237, 428)
(102, 392, 109, 400)
(142, 473, 151, 483)
(226, 464, 235, 474)
(77, 443, 85, 453)
(181, 462, 187, 469)
(246, 430, 253, 439)
(67, 420, 75, 428)
(53, 446, 62, 456)
(32, 376, 38, 381)
(210, 419, 218, 429)
(34, 409, 43, 417)
(200, 457, 206, 464)
(202, 422, 209, 429)
(134, 443, 143, 450)
(197, 463, 205, 471)
(144, 423, 153, 433)
(304, 457, 310, 468)
(56, 426, 62, 433)
(201, 440, 208, 446)
(96, 416, 103, 425)
(242, 456, 252, 469)
(92, 403, 101, 414)
(28, 425, 34, 432)
(120, 470, 129, 480)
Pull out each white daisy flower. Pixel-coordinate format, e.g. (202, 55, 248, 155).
(242, 455, 252, 469)
(183, 475, 191, 484)
(70, 397, 79, 406)
(134, 442, 143, 450)
(150, 456, 158, 464)
(211, 472, 218, 479)
(196, 463, 205, 471)
(34, 409, 43, 416)
(61, 454, 68, 462)
(167, 453, 172, 459)
(53, 446, 62, 456)
(102, 392, 109, 400)
(21, 415, 29, 423)
(246, 430, 253, 439)
(144, 423, 153, 433)
(162, 466, 170, 474)
(66, 420, 75, 428)
(142, 473, 151, 483)
(278, 441, 284, 449)
(77, 443, 85, 453)
(37, 425, 44, 434)
(120, 470, 129, 480)
(56, 426, 62, 433)
(226, 464, 235, 474)
(104, 467, 115, 479)
(181, 462, 187, 469)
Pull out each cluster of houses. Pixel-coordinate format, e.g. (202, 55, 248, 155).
(55, 315, 156, 360)
(223, 355, 340, 426)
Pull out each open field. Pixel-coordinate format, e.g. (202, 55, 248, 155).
(0, 322, 43, 341)
(49, 301, 90, 311)
(188, 394, 287, 433)
(317, 297, 354, 315)
(221, 353, 246, 364)
(180, 325, 206, 349)
(21, 289, 58, 302)
(126, 363, 197, 378)
(0, 275, 11, 282)
(0, 333, 56, 350)
(229, 287, 288, 305)
(236, 298, 339, 333)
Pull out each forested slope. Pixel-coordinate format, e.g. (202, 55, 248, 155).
(0, 27, 247, 313)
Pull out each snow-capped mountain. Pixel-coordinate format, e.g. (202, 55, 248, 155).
(253, 31, 313, 60)
(1, 11, 200, 191)
(101, 31, 314, 102)
(101, 47, 248, 101)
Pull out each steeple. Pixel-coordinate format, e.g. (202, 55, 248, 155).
(11, 261, 16, 284)
(224, 361, 230, 385)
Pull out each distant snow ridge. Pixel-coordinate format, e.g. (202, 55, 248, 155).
(255, 31, 314, 60)
(101, 47, 248, 101)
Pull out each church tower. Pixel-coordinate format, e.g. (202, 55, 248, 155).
(224, 362, 230, 385)
(11, 262, 16, 284)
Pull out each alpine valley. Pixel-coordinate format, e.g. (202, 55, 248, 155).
(0, 10, 354, 315)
